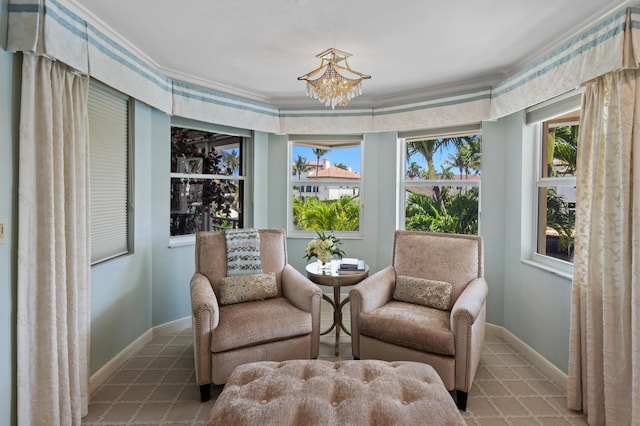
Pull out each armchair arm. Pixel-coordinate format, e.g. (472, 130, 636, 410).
(450, 277, 488, 393)
(451, 277, 488, 326)
(349, 266, 396, 314)
(281, 264, 323, 357)
(281, 264, 322, 312)
(349, 266, 396, 359)
(190, 272, 220, 327)
(190, 272, 220, 386)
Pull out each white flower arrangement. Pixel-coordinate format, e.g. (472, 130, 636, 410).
(304, 231, 345, 263)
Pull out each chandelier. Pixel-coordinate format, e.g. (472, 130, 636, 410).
(298, 48, 371, 109)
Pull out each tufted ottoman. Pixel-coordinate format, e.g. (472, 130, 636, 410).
(208, 359, 465, 425)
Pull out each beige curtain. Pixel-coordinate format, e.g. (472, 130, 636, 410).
(567, 69, 640, 425)
(16, 53, 91, 425)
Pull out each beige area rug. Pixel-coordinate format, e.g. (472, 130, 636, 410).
(82, 303, 587, 425)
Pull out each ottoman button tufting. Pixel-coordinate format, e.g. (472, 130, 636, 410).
(208, 360, 466, 425)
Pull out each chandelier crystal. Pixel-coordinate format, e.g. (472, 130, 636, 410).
(298, 48, 371, 109)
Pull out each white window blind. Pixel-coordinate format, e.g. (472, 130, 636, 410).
(89, 81, 130, 264)
(526, 89, 582, 125)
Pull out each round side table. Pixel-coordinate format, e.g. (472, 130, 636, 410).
(305, 260, 369, 356)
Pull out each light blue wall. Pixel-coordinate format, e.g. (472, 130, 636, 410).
(0, 0, 18, 422)
(252, 131, 270, 229)
(90, 100, 155, 372)
(500, 111, 574, 373)
(480, 120, 507, 325)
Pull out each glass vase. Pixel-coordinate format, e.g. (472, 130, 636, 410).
(317, 259, 332, 274)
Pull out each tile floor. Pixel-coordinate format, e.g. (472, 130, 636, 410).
(83, 300, 587, 425)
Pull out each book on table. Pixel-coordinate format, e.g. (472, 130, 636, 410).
(338, 258, 365, 274)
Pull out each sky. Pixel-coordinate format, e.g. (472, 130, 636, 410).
(291, 144, 456, 175)
(292, 145, 362, 173)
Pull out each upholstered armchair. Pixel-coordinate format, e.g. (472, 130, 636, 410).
(349, 231, 488, 410)
(190, 229, 322, 402)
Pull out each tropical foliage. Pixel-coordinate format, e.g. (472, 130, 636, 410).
(404, 135, 481, 235)
(542, 124, 579, 260)
(293, 195, 359, 231)
(545, 187, 575, 257)
(406, 188, 479, 234)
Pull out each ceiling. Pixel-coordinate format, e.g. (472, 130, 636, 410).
(71, 0, 630, 108)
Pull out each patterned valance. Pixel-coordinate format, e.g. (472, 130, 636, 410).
(489, 8, 630, 119)
(7, 0, 640, 133)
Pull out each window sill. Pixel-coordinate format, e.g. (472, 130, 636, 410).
(520, 258, 573, 281)
(91, 252, 134, 270)
(169, 235, 195, 248)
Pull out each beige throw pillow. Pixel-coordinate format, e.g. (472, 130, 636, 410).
(219, 272, 277, 305)
(393, 275, 452, 310)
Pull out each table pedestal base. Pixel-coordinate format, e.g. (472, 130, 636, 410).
(320, 286, 351, 356)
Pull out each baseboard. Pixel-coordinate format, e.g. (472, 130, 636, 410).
(486, 323, 568, 389)
(89, 328, 153, 394)
(89, 316, 191, 394)
(153, 315, 191, 336)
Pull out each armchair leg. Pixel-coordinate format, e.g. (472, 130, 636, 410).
(200, 384, 211, 403)
(455, 390, 468, 411)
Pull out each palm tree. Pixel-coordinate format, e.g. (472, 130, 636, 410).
(311, 148, 329, 181)
(461, 135, 482, 176)
(293, 155, 310, 179)
(407, 139, 445, 208)
(221, 149, 240, 175)
(442, 135, 482, 179)
(446, 147, 467, 180)
(406, 161, 422, 179)
(293, 155, 311, 198)
(405, 135, 481, 235)
(334, 162, 348, 170)
(551, 125, 578, 176)
(437, 165, 454, 180)
(407, 140, 438, 180)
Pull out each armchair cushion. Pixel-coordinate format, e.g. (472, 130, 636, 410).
(212, 297, 313, 353)
(393, 275, 452, 310)
(219, 272, 277, 305)
(359, 301, 455, 356)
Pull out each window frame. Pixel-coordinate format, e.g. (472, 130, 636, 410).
(526, 90, 582, 276)
(398, 125, 482, 234)
(169, 117, 251, 247)
(287, 135, 364, 239)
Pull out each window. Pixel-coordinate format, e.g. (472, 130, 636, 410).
(526, 90, 582, 270)
(534, 110, 579, 263)
(89, 81, 131, 265)
(399, 126, 482, 234)
(289, 137, 363, 237)
(170, 126, 246, 238)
